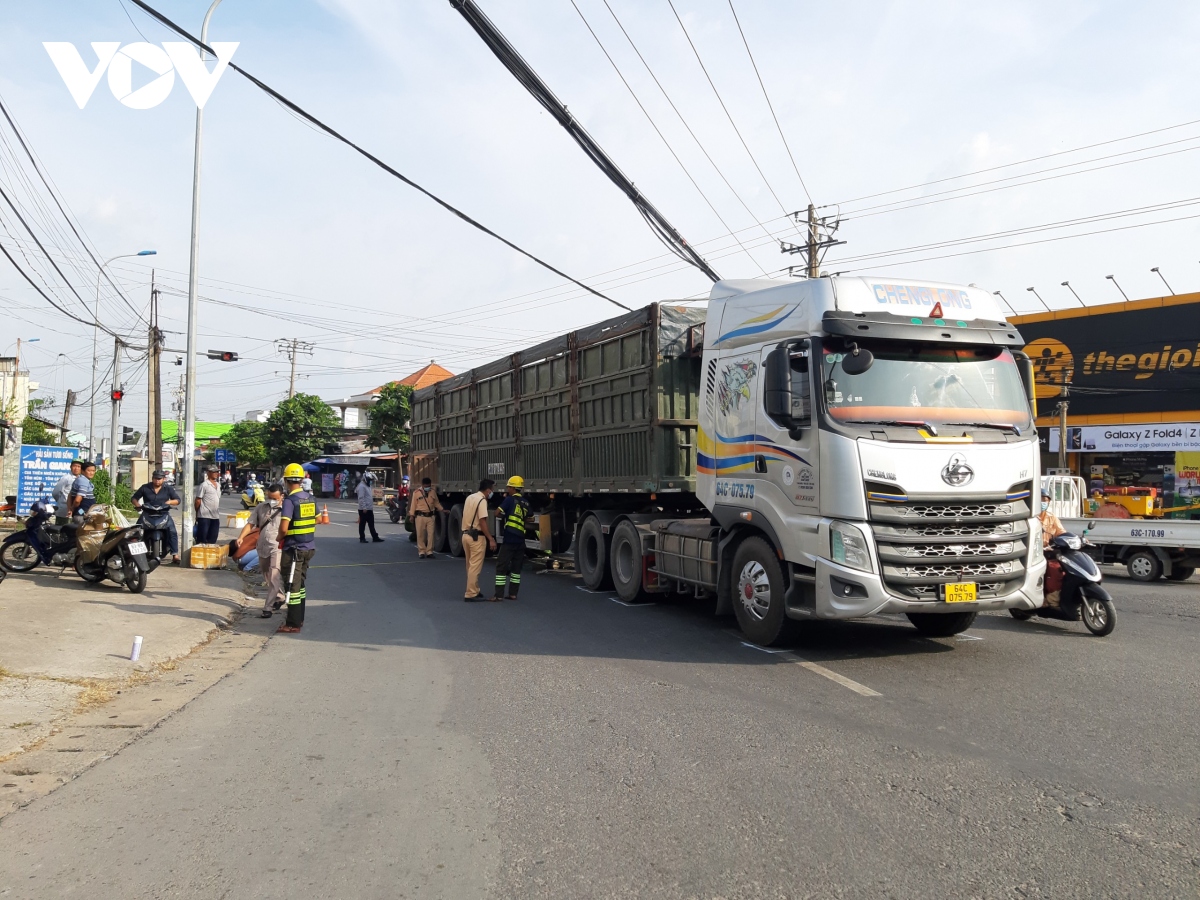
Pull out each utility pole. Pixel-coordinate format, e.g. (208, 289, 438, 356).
(147, 272, 163, 473)
(108, 337, 122, 478)
(275, 338, 314, 399)
(59, 389, 76, 444)
(1056, 369, 1071, 471)
(780, 205, 844, 278)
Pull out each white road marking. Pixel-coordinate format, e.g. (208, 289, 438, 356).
(576, 586, 615, 595)
(793, 659, 882, 697)
(740, 642, 791, 654)
(956, 633, 984, 641)
(609, 597, 656, 607)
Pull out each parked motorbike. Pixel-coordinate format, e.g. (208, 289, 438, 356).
(1010, 531, 1116, 636)
(73, 505, 151, 593)
(0, 498, 77, 573)
(136, 504, 174, 571)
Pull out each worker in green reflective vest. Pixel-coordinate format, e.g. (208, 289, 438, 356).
(277, 463, 317, 633)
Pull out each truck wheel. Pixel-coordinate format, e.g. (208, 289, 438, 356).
(575, 516, 612, 591)
(1126, 550, 1162, 582)
(433, 511, 450, 554)
(731, 537, 796, 646)
(610, 520, 649, 603)
(906, 611, 978, 637)
(447, 505, 464, 558)
(1166, 566, 1194, 581)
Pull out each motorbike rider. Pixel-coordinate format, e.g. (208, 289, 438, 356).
(1040, 488, 1067, 607)
(132, 470, 182, 564)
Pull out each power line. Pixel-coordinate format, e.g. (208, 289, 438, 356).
(664, 0, 790, 217)
(568, 0, 767, 275)
(128, 0, 629, 312)
(725, 0, 812, 205)
(829, 116, 1200, 207)
(449, 0, 719, 283)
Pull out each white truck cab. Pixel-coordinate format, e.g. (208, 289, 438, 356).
(694, 275, 1045, 641)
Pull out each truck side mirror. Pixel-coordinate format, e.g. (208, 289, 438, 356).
(840, 345, 874, 376)
(1015, 352, 1037, 417)
(764, 344, 793, 419)
(765, 341, 811, 434)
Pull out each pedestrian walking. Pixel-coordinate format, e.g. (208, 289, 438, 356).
(408, 477, 442, 558)
(53, 459, 82, 524)
(194, 466, 222, 545)
(461, 479, 496, 601)
(277, 463, 318, 633)
(492, 476, 530, 601)
(240, 482, 285, 618)
(68, 461, 97, 516)
(357, 472, 385, 543)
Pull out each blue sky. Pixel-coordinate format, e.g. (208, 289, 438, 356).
(2, 0, 1199, 435)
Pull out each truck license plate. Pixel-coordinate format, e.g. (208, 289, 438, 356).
(128, 541, 148, 556)
(942, 582, 976, 603)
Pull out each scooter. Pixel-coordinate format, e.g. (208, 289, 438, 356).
(73, 505, 151, 594)
(241, 484, 265, 509)
(1010, 531, 1117, 636)
(384, 492, 405, 524)
(136, 504, 174, 570)
(0, 498, 77, 573)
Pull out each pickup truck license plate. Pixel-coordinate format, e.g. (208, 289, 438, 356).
(943, 582, 976, 603)
(128, 541, 148, 556)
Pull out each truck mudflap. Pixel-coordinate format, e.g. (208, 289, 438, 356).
(795, 556, 1046, 620)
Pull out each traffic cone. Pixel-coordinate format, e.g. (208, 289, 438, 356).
(319, 504, 331, 524)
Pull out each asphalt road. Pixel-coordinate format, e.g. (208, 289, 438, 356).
(1, 497, 1197, 898)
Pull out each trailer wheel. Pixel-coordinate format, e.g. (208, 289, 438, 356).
(433, 511, 450, 554)
(610, 520, 650, 603)
(1126, 550, 1162, 582)
(447, 505, 464, 558)
(731, 537, 796, 646)
(1166, 566, 1194, 582)
(575, 516, 612, 591)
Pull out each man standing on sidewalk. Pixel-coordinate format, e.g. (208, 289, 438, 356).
(194, 467, 222, 545)
(277, 463, 317, 633)
(492, 476, 530, 601)
(408, 477, 442, 558)
(240, 482, 285, 618)
(461, 479, 496, 601)
(52, 459, 81, 524)
(356, 472, 385, 543)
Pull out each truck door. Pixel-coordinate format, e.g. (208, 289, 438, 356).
(711, 351, 763, 506)
(756, 343, 818, 512)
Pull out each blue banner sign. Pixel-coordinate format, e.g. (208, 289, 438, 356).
(214, 448, 236, 463)
(17, 445, 77, 515)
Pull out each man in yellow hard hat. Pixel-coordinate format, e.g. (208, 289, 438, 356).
(276, 463, 318, 633)
(491, 475, 530, 601)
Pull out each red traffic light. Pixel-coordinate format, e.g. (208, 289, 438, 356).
(110, 389, 124, 402)
(206, 350, 239, 362)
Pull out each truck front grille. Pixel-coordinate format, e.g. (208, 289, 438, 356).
(869, 491, 1030, 600)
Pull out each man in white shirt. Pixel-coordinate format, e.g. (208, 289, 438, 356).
(356, 472, 384, 543)
(52, 459, 82, 524)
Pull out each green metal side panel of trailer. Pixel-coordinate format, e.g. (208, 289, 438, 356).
(409, 303, 704, 497)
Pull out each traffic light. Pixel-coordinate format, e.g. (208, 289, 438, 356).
(206, 350, 239, 362)
(110, 388, 124, 402)
(121, 426, 137, 443)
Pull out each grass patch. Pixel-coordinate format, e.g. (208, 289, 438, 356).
(7, 767, 39, 776)
(8, 722, 32, 729)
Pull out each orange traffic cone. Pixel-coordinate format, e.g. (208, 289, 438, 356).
(319, 504, 331, 524)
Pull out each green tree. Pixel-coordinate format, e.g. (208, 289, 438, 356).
(222, 420, 270, 469)
(20, 415, 56, 446)
(366, 382, 412, 453)
(264, 393, 341, 466)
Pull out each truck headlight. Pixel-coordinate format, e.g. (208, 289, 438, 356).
(830, 521, 873, 572)
(1028, 519, 1042, 565)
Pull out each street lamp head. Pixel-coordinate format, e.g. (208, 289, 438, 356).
(137, 250, 157, 256)
(1061, 281, 1070, 287)
(1106, 275, 1115, 280)
(1151, 267, 1160, 273)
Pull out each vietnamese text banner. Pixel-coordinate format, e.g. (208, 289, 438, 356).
(16, 445, 78, 515)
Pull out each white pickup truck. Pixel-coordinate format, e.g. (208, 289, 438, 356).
(1044, 476, 1200, 582)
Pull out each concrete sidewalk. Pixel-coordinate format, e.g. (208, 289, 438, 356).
(0, 563, 252, 761)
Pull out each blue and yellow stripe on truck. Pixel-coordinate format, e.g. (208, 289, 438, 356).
(697, 429, 812, 475)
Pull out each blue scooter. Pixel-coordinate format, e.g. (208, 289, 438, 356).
(0, 498, 76, 573)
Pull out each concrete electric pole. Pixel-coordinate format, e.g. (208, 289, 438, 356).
(108, 337, 122, 478)
(275, 338, 314, 399)
(147, 272, 163, 474)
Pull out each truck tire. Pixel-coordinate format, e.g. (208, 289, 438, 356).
(610, 520, 649, 603)
(433, 511, 450, 554)
(1166, 566, 1194, 581)
(447, 505, 464, 558)
(1126, 550, 1162, 582)
(731, 537, 796, 646)
(575, 516, 612, 591)
(906, 611, 977, 637)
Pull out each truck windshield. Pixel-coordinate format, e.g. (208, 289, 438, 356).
(821, 339, 1032, 430)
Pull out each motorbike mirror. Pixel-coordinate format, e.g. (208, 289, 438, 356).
(841, 345, 875, 376)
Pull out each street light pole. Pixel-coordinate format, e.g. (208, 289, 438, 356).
(89, 251, 155, 463)
(108, 336, 121, 478)
(1060, 281, 1085, 307)
(182, 0, 224, 555)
